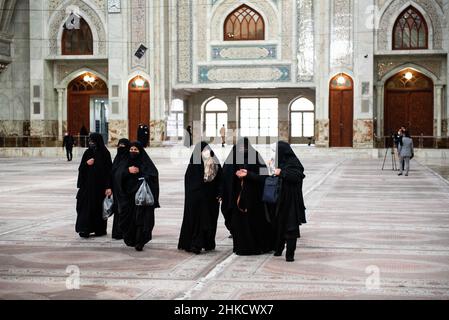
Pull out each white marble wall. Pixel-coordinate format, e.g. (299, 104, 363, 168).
(1, 0, 448, 145)
(0, 0, 30, 136)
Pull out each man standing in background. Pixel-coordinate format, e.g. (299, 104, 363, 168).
(220, 125, 226, 148)
(63, 132, 75, 161)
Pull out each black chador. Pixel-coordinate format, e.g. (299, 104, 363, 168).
(117, 142, 159, 251)
(137, 124, 149, 147)
(178, 142, 223, 254)
(221, 137, 273, 255)
(270, 141, 307, 262)
(111, 138, 131, 240)
(75, 133, 112, 238)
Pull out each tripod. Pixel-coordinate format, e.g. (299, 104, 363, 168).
(382, 140, 398, 171)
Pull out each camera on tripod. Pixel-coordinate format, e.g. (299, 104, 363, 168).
(382, 131, 398, 171)
(391, 131, 405, 148)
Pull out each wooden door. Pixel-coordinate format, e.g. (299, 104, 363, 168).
(67, 74, 108, 137)
(408, 91, 433, 137)
(128, 77, 150, 142)
(329, 74, 353, 147)
(68, 94, 90, 136)
(384, 91, 408, 137)
(384, 69, 433, 147)
(128, 89, 150, 142)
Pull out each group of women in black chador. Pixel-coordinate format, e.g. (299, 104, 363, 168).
(178, 137, 306, 262)
(76, 134, 306, 261)
(76, 133, 159, 251)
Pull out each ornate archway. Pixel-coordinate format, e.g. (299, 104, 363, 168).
(67, 74, 108, 142)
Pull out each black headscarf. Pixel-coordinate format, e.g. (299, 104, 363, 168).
(112, 138, 131, 172)
(88, 132, 106, 149)
(127, 141, 158, 177)
(275, 141, 305, 178)
(77, 133, 112, 191)
(224, 137, 266, 170)
(82, 133, 110, 167)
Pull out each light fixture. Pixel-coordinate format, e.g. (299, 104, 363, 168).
(134, 77, 145, 87)
(404, 71, 413, 80)
(0, 63, 8, 74)
(337, 74, 346, 85)
(83, 74, 95, 83)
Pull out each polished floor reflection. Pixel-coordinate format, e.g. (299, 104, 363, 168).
(0, 148, 448, 299)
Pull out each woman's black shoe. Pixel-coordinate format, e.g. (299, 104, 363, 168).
(274, 251, 282, 257)
(135, 244, 144, 251)
(79, 232, 90, 238)
(286, 256, 295, 262)
(190, 247, 201, 254)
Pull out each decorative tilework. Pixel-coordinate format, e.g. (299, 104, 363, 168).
(177, 0, 193, 83)
(198, 65, 291, 83)
(211, 45, 277, 60)
(130, 0, 147, 70)
(297, 0, 314, 82)
(330, 0, 353, 69)
(211, 0, 278, 6)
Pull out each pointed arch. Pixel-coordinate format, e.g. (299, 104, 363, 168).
(62, 17, 94, 55)
(392, 6, 428, 50)
(223, 4, 265, 41)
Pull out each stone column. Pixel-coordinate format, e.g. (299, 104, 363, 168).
(57, 88, 65, 141)
(435, 85, 443, 137)
(376, 84, 384, 138)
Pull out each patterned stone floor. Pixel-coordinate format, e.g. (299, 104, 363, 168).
(0, 146, 448, 300)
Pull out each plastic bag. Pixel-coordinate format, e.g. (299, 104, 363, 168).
(103, 195, 114, 220)
(135, 178, 154, 206)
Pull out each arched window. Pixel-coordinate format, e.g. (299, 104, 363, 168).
(290, 98, 315, 139)
(224, 4, 264, 41)
(204, 98, 228, 137)
(167, 99, 184, 138)
(393, 6, 428, 50)
(62, 17, 93, 55)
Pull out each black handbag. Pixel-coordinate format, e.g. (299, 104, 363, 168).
(262, 176, 280, 204)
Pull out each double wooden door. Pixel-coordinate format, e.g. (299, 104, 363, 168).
(384, 70, 434, 148)
(385, 90, 433, 135)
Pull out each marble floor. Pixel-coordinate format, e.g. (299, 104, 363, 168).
(0, 146, 448, 300)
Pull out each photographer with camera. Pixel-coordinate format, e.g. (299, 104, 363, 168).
(393, 126, 407, 171)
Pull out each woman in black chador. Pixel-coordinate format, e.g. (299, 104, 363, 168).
(111, 138, 130, 240)
(178, 142, 223, 254)
(270, 141, 306, 262)
(76, 133, 112, 238)
(221, 137, 273, 255)
(117, 142, 159, 251)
